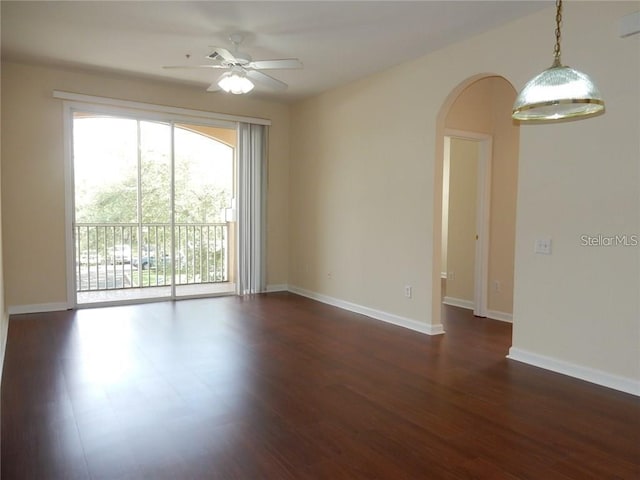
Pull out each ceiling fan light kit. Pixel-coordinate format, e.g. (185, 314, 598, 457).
(217, 68, 254, 94)
(512, 0, 605, 122)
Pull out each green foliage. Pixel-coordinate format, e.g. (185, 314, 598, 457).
(77, 122, 231, 225)
(81, 176, 138, 223)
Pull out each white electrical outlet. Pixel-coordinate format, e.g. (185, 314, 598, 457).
(535, 238, 552, 255)
(493, 280, 501, 292)
(404, 286, 412, 298)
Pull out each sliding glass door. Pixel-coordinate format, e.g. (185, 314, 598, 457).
(173, 123, 235, 298)
(72, 112, 236, 306)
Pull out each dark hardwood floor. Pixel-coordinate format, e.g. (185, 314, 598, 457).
(2, 293, 639, 479)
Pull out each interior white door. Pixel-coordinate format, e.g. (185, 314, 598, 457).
(443, 132, 492, 317)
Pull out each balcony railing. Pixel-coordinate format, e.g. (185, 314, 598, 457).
(75, 223, 229, 292)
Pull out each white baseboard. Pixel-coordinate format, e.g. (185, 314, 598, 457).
(8, 302, 70, 316)
(288, 285, 445, 335)
(442, 296, 474, 310)
(266, 284, 289, 293)
(442, 298, 512, 323)
(508, 347, 640, 397)
(487, 310, 513, 323)
(0, 311, 9, 382)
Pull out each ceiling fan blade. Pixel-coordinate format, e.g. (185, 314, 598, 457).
(163, 64, 227, 69)
(248, 59, 303, 70)
(246, 70, 288, 91)
(207, 47, 236, 63)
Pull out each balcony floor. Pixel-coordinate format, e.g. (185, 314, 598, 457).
(77, 282, 236, 305)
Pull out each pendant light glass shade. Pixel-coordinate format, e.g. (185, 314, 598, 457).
(512, 0, 604, 122)
(218, 70, 254, 94)
(512, 64, 605, 121)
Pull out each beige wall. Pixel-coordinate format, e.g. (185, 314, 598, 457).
(1, 62, 290, 308)
(290, 73, 436, 323)
(290, 2, 639, 385)
(0, 67, 7, 378)
(510, 5, 640, 383)
(488, 79, 519, 315)
(0, 69, 5, 458)
(444, 76, 519, 315)
(445, 138, 478, 303)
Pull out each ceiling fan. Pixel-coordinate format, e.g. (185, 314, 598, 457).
(163, 33, 302, 94)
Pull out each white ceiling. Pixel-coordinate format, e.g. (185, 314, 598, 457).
(1, 1, 550, 102)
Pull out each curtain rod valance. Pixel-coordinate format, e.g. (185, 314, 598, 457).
(53, 90, 272, 126)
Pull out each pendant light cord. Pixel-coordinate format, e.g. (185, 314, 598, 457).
(552, 0, 563, 67)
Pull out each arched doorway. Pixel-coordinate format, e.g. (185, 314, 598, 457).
(432, 75, 520, 328)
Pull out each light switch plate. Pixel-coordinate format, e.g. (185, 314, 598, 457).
(535, 238, 552, 255)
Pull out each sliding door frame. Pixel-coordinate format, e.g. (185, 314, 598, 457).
(62, 100, 240, 308)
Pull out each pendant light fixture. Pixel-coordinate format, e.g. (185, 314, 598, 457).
(512, 0, 605, 121)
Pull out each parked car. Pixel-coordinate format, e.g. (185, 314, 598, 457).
(79, 253, 103, 265)
(133, 251, 185, 270)
(109, 245, 132, 264)
(134, 253, 165, 270)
